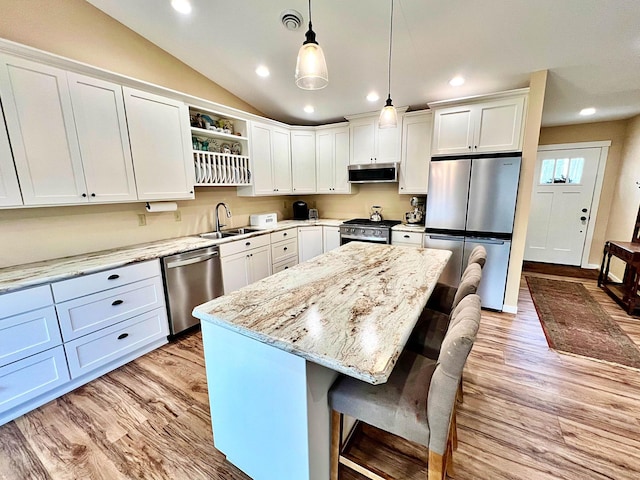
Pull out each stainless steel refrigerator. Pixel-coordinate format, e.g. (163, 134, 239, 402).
(423, 154, 521, 310)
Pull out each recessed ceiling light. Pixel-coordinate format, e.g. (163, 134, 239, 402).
(304, 105, 315, 113)
(449, 76, 465, 87)
(171, 0, 192, 14)
(579, 107, 596, 116)
(366, 92, 380, 102)
(255, 65, 270, 78)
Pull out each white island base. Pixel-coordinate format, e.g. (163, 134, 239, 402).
(202, 321, 340, 480)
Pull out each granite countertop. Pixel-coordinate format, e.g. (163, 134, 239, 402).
(0, 219, 345, 294)
(193, 242, 451, 384)
(392, 223, 426, 233)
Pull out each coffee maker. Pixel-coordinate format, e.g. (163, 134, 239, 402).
(405, 196, 425, 224)
(293, 201, 309, 220)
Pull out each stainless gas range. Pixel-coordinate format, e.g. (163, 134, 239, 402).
(339, 219, 402, 245)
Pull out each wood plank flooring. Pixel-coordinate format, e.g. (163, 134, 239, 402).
(1, 268, 639, 479)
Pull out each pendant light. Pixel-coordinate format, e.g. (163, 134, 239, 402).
(379, 0, 397, 129)
(295, 0, 328, 90)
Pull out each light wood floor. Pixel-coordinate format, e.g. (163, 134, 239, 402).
(1, 270, 640, 480)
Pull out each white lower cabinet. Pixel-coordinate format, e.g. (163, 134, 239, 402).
(391, 231, 424, 248)
(64, 307, 168, 379)
(220, 234, 272, 294)
(298, 226, 323, 262)
(0, 260, 169, 426)
(323, 226, 341, 252)
(0, 346, 70, 413)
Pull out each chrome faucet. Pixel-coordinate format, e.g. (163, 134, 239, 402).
(215, 202, 232, 233)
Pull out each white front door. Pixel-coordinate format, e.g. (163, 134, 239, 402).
(525, 147, 602, 266)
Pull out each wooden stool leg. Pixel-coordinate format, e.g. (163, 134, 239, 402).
(456, 380, 464, 404)
(428, 450, 445, 480)
(451, 410, 458, 450)
(331, 410, 342, 480)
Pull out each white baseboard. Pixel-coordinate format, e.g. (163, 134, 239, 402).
(583, 263, 601, 270)
(502, 304, 518, 314)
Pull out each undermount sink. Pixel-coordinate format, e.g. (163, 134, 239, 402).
(199, 227, 263, 240)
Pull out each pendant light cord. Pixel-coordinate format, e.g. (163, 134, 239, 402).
(387, 0, 394, 98)
(308, 0, 313, 28)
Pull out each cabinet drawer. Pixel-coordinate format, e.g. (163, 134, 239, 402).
(0, 346, 70, 413)
(64, 307, 169, 379)
(56, 277, 165, 341)
(51, 260, 161, 303)
(392, 231, 424, 245)
(219, 234, 270, 257)
(270, 228, 297, 244)
(0, 285, 53, 319)
(273, 258, 298, 274)
(271, 238, 298, 264)
(0, 306, 62, 367)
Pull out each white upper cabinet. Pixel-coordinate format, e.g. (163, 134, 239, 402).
(316, 125, 351, 194)
(68, 73, 137, 203)
(399, 111, 432, 195)
(347, 111, 405, 165)
(431, 90, 528, 156)
(0, 54, 87, 205)
(123, 87, 194, 201)
(290, 130, 316, 194)
(0, 102, 22, 207)
(239, 121, 292, 196)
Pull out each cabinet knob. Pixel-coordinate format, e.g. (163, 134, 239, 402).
(404, 235, 410, 238)
(111, 299, 124, 306)
(283, 233, 287, 236)
(474, 145, 478, 149)
(400, 187, 404, 190)
(468, 146, 472, 150)
(117, 333, 129, 340)
(245, 242, 251, 246)
(107, 274, 120, 280)
(91, 193, 96, 197)
(284, 247, 288, 251)
(82, 193, 87, 198)
(580, 216, 587, 221)
(284, 266, 289, 270)
(582, 208, 588, 213)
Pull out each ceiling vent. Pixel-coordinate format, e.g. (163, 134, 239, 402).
(280, 10, 303, 30)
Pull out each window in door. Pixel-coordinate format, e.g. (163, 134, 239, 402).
(539, 156, 585, 185)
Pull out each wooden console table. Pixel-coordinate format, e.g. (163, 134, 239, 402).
(598, 241, 640, 315)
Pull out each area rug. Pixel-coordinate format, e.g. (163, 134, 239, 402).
(525, 275, 640, 369)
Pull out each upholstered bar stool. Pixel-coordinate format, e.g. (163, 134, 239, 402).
(328, 299, 481, 480)
(427, 245, 487, 315)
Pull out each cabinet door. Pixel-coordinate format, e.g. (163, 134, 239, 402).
(431, 106, 474, 156)
(123, 87, 194, 200)
(0, 55, 87, 205)
(316, 130, 334, 193)
(248, 245, 272, 283)
(399, 113, 432, 194)
(375, 116, 402, 164)
(271, 126, 292, 194)
(68, 73, 137, 202)
(298, 227, 323, 262)
(250, 122, 275, 195)
(322, 226, 341, 253)
(0, 103, 22, 207)
(349, 119, 375, 165)
(474, 96, 526, 153)
(291, 130, 316, 194)
(221, 252, 250, 294)
(332, 128, 351, 194)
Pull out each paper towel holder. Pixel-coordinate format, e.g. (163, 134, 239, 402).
(145, 201, 178, 213)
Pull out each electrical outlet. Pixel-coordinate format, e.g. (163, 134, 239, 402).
(174, 210, 182, 222)
(138, 214, 146, 226)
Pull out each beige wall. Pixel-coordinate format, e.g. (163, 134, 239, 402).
(503, 70, 547, 310)
(538, 120, 628, 266)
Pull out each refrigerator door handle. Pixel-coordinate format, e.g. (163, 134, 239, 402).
(426, 235, 465, 242)
(466, 237, 506, 245)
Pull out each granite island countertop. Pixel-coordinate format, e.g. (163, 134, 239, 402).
(0, 219, 345, 294)
(192, 242, 451, 384)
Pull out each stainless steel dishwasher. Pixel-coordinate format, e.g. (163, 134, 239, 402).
(161, 246, 224, 336)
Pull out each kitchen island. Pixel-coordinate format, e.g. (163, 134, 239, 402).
(192, 242, 451, 480)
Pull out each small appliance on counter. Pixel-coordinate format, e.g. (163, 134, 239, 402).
(292, 201, 309, 220)
(405, 196, 425, 225)
(308, 208, 319, 220)
(250, 212, 277, 228)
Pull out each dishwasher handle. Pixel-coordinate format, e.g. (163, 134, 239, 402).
(165, 251, 219, 269)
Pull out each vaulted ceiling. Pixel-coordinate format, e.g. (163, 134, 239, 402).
(87, 0, 640, 127)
